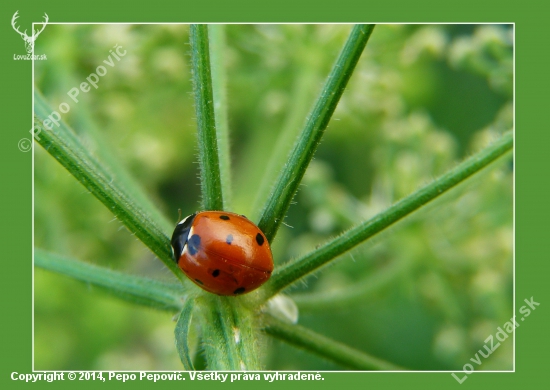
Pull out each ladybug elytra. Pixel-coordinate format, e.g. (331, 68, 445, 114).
(171, 211, 274, 296)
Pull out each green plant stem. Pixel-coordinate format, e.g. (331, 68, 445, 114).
(200, 296, 261, 370)
(208, 24, 232, 210)
(33, 103, 185, 282)
(190, 24, 224, 211)
(191, 25, 260, 371)
(175, 299, 197, 370)
(262, 132, 513, 300)
(35, 249, 184, 311)
(225, 299, 262, 370)
(36, 55, 173, 231)
(257, 24, 375, 242)
(74, 108, 172, 232)
(264, 315, 405, 370)
(34, 91, 113, 184)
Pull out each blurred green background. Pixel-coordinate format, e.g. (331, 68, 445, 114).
(34, 24, 513, 370)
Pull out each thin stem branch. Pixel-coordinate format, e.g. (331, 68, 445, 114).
(190, 24, 224, 211)
(264, 315, 405, 370)
(208, 24, 232, 210)
(257, 24, 375, 242)
(33, 95, 185, 282)
(35, 249, 184, 311)
(36, 58, 173, 231)
(261, 132, 513, 300)
(190, 24, 261, 371)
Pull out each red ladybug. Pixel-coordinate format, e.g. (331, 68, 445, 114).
(171, 211, 274, 296)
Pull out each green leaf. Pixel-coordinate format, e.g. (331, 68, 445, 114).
(264, 315, 405, 370)
(262, 131, 513, 299)
(35, 249, 184, 311)
(257, 24, 375, 242)
(190, 24, 224, 211)
(175, 299, 197, 370)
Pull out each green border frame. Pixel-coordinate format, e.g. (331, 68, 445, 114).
(1, 0, 544, 389)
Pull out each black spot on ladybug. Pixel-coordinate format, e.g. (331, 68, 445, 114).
(255, 233, 265, 246)
(195, 279, 204, 285)
(226, 234, 233, 245)
(219, 215, 230, 220)
(188, 234, 201, 255)
(266, 270, 272, 274)
(212, 269, 220, 277)
(241, 215, 248, 219)
(234, 287, 246, 295)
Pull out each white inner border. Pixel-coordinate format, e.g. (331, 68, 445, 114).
(31, 22, 516, 374)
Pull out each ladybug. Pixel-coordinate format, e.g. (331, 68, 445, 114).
(171, 211, 274, 296)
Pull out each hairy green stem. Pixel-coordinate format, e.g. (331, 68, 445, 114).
(35, 57, 173, 231)
(190, 24, 224, 211)
(199, 296, 261, 370)
(262, 132, 513, 299)
(209, 24, 232, 210)
(257, 24, 375, 241)
(190, 24, 260, 371)
(33, 104, 185, 282)
(35, 249, 184, 311)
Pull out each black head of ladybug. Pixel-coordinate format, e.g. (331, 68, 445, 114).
(170, 213, 197, 261)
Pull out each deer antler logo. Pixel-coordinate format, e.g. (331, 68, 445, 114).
(11, 11, 48, 54)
